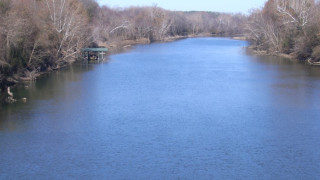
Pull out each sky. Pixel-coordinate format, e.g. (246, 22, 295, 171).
(98, 0, 267, 14)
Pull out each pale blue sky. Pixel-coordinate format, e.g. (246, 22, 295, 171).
(98, 0, 267, 13)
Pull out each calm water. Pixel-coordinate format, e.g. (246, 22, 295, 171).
(1, 38, 320, 179)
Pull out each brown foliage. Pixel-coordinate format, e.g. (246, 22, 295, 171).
(247, 0, 320, 60)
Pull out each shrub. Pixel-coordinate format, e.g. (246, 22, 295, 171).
(312, 46, 320, 62)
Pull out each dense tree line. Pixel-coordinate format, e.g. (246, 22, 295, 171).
(246, 0, 320, 61)
(0, 0, 246, 100)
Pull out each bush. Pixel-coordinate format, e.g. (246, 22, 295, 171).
(312, 46, 320, 62)
(282, 35, 294, 54)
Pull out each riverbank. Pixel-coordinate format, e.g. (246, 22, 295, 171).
(0, 35, 193, 104)
(101, 35, 205, 54)
(9, 35, 318, 104)
(246, 45, 320, 66)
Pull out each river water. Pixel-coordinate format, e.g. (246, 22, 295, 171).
(1, 38, 320, 179)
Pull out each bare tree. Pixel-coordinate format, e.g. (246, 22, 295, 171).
(275, 0, 315, 28)
(44, 0, 89, 63)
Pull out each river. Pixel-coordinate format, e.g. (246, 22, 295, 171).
(1, 38, 320, 179)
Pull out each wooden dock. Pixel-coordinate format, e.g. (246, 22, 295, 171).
(82, 48, 108, 62)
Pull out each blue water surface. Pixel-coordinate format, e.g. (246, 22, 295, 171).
(1, 38, 320, 179)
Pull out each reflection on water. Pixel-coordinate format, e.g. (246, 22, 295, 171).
(0, 64, 95, 131)
(0, 38, 320, 179)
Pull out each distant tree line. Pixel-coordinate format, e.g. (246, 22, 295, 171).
(246, 0, 320, 61)
(90, 5, 246, 43)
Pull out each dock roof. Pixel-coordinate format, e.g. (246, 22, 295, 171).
(82, 48, 108, 52)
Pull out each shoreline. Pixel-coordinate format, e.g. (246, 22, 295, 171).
(104, 34, 216, 54)
(0, 35, 192, 104)
(103, 33, 242, 55)
(100, 34, 216, 56)
(246, 45, 320, 66)
(3, 36, 319, 104)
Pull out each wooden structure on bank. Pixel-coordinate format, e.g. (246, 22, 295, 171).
(307, 58, 320, 66)
(82, 48, 108, 62)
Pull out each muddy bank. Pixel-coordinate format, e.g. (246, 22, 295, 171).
(232, 36, 247, 40)
(101, 36, 189, 54)
(246, 45, 320, 66)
